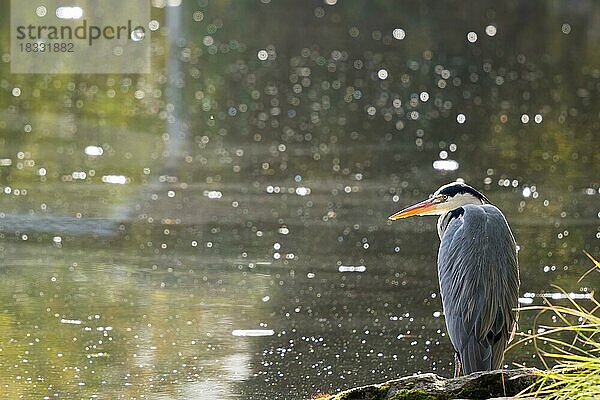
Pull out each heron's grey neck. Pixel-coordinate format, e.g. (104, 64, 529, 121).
(437, 208, 465, 239)
(435, 192, 487, 239)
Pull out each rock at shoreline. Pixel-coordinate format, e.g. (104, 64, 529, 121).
(313, 369, 540, 400)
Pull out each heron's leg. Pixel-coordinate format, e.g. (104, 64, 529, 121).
(454, 353, 462, 377)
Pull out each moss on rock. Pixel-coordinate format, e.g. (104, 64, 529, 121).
(312, 369, 539, 400)
(327, 383, 390, 400)
(386, 388, 444, 400)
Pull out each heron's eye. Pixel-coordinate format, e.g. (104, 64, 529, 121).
(440, 194, 448, 201)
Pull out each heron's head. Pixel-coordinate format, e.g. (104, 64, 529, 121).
(388, 182, 489, 220)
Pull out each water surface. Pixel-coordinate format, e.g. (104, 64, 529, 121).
(0, 1, 599, 399)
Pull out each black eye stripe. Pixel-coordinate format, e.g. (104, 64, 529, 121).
(437, 183, 489, 203)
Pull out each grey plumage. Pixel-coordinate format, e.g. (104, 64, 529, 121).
(437, 204, 519, 375)
(388, 182, 520, 377)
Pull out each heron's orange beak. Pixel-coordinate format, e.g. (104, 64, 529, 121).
(388, 199, 436, 220)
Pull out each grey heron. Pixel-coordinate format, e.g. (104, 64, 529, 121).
(388, 182, 519, 377)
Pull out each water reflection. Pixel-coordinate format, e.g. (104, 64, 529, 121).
(0, 240, 275, 399)
(1, 0, 599, 399)
(3, 182, 596, 399)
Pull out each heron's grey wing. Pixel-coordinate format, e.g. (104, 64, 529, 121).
(438, 204, 519, 374)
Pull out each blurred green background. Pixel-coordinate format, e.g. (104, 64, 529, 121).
(0, 1, 598, 399)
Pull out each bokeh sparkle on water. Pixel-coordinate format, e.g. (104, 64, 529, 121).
(0, 1, 599, 399)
